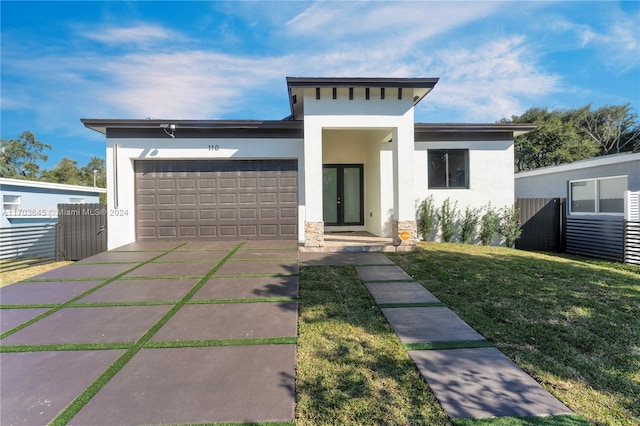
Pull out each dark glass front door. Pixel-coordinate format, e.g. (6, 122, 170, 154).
(322, 164, 364, 226)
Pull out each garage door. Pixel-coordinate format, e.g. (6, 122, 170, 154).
(135, 160, 298, 240)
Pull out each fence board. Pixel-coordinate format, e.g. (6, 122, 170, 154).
(56, 203, 107, 261)
(515, 198, 563, 252)
(565, 217, 624, 262)
(0, 224, 57, 272)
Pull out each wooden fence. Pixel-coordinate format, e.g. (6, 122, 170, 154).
(56, 203, 107, 261)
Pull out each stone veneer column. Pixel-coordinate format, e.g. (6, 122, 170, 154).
(304, 221, 324, 248)
(392, 220, 418, 249)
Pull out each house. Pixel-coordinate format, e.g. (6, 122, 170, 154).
(1, 178, 107, 228)
(1, 178, 107, 265)
(515, 152, 640, 263)
(82, 77, 534, 250)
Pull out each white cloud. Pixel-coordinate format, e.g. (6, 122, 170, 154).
(80, 23, 185, 48)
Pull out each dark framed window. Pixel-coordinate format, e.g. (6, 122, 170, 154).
(428, 149, 469, 189)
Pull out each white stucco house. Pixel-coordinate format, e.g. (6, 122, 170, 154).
(82, 77, 534, 250)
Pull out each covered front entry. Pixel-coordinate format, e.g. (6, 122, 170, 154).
(322, 164, 364, 226)
(134, 160, 298, 240)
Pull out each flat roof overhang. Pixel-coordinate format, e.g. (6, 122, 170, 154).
(415, 123, 536, 141)
(286, 77, 439, 120)
(81, 119, 304, 139)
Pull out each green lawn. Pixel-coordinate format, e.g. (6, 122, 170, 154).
(389, 243, 639, 426)
(296, 265, 451, 425)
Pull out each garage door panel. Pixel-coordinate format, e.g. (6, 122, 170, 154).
(135, 160, 297, 240)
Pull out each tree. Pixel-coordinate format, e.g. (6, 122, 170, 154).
(80, 157, 106, 188)
(504, 108, 598, 171)
(576, 104, 640, 155)
(41, 157, 83, 185)
(0, 131, 52, 179)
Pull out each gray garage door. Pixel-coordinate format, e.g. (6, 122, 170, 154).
(135, 160, 298, 240)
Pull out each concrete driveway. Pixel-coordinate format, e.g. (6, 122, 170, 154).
(1, 240, 299, 425)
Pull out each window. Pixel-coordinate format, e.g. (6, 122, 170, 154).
(428, 150, 469, 189)
(569, 176, 627, 215)
(3, 195, 21, 211)
(70, 197, 85, 204)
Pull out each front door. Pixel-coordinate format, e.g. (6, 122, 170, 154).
(322, 164, 364, 226)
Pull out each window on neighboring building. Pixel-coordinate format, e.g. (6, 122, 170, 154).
(428, 149, 469, 189)
(3, 195, 21, 211)
(569, 176, 627, 215)
(70, 197, 85, 203)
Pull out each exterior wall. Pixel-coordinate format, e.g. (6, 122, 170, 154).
(303, 88, 416, 241)
(1, 180, 103, 227)
(515, 152, 640, 199)
(414, 140, 515, 217)
(105, 137, 303, 249)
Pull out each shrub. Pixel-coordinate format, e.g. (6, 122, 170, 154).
(416, 196, 437, 241)
(459, 206, 480, 244)
(500, 205, 522, 248)
(479, 205, 500, 246)
(438, 198, 458, 243)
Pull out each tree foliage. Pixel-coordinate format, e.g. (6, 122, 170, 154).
(0, 131, 52, 179)
(504, 104, 639, 171)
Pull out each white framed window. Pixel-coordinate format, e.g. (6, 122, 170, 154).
(428, 149, 469, 189)
(3, 195, 21, 211)
(569, 175, 627, 215)
(69, 197, 85, 204)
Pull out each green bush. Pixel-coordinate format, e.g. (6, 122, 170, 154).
(479, 205, 500, 246)
(459, 206, 480, 244)
(438, 198, 458, 243)
(500, 205, 522, 248)
(416, 196, 437, 241)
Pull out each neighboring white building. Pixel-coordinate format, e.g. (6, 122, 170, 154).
(82, 77, 534, 250)
(515, 151, 640, 217)
(1, 178, 106, 228)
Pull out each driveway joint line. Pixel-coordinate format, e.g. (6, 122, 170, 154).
(50, 242, 246, 425)
(0, 242, 187, 340)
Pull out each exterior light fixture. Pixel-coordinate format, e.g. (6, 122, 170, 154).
(160, 124, 176, 138)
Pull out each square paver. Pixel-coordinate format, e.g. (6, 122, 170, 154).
(76, 279, 198, 303)
(156, 250, 228, 262)
(355, 265, 412, 281)
(1, 350, 125, 426)
(193, 276, 299, 300)
(215, 260, 298, 276)
(78, 251, 158, 263)
(0, 308, 50, 333)
(231, 250, 299, 260)
(151, 302, 298, 341)
(32, 263, 137, 280)
(112, 241, 182, 251)
(1, 306, 171, 345)
(381, 307, 485, 344)
(365, 282, 440, 304)
(300, 252, 394, 266)
(408, 348, 573, 419)
(69, 345, 296, 425)
(241, 240, 299, 250)
(124, 261, 215, 278)
(0, 281, 101, 305)
(179, 241, 240, 250)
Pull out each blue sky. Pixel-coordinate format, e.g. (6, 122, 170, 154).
(2, 1, 639, 169)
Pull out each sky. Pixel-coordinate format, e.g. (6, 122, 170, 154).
(1, 1, 639, 169)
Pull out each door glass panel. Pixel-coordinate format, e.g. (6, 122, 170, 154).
(323, 168, 338, 224)
(343, 167, 361, 223)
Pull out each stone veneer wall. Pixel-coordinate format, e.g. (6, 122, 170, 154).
(304, 221, 324, 247)
(392, 220, 418, 247)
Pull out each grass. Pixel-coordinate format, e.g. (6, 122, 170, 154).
(0, 261, 73, 287)
(388, 242, 640, 426)
(295, 265, 450, 425)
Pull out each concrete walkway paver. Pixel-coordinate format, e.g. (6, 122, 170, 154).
(409, 348, 573, 418)
(1, 240, 298, 425)
(350, 255, 575, 421)
(365, 281, 441, 304)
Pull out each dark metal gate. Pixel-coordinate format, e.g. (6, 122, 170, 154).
(515, 198, 564, 252)
(56, 203, 107, 261)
